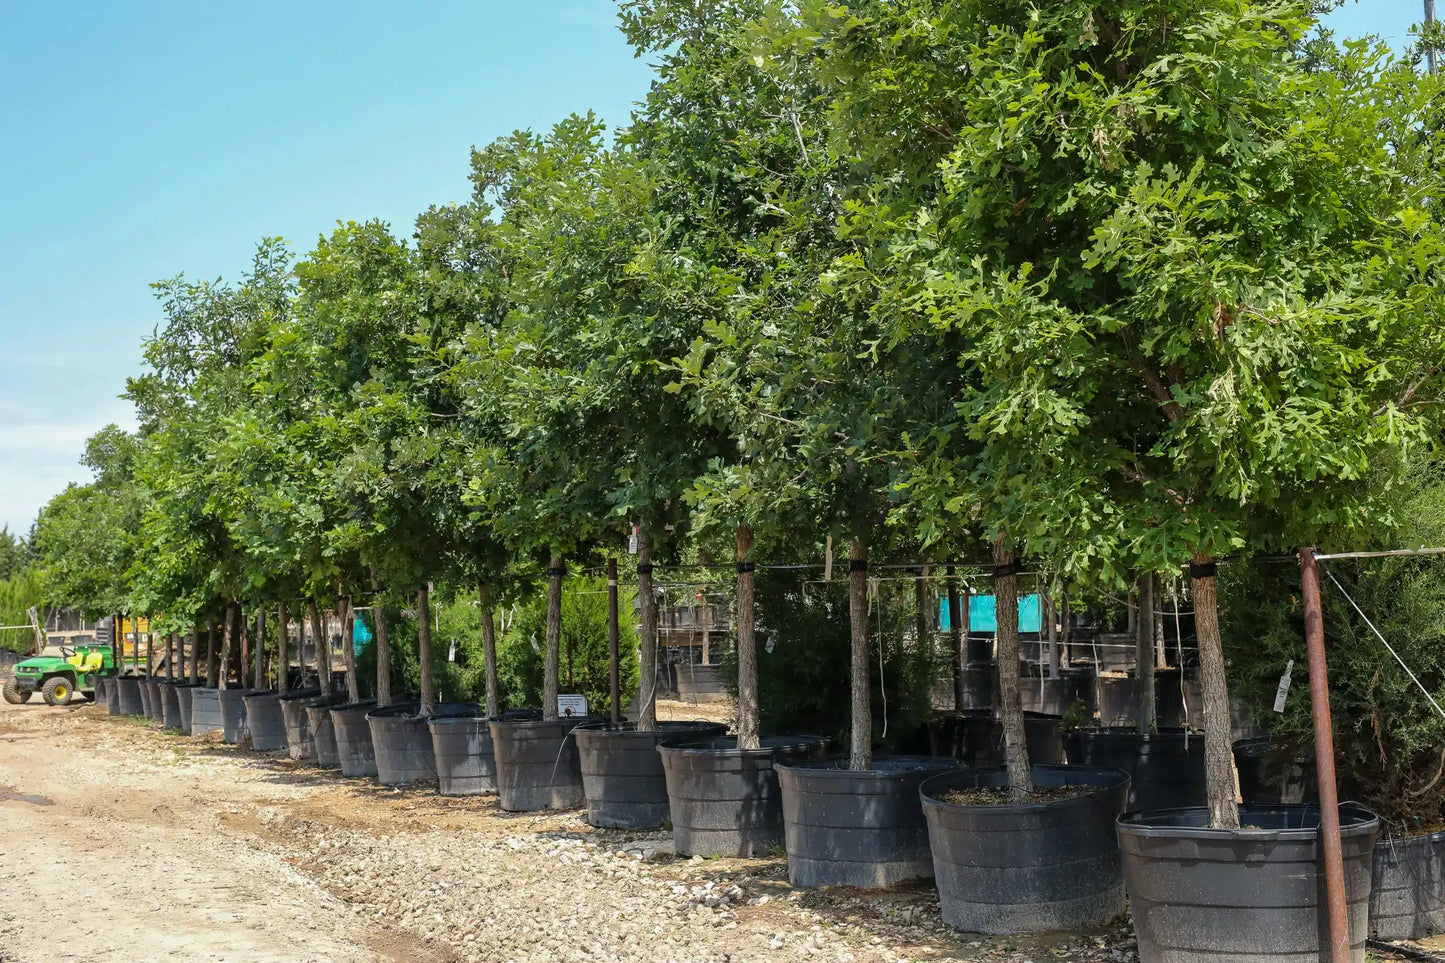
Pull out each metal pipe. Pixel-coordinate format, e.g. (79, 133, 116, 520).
(1312, 546, 1445, 560)
(607, 557, 620, 724)
(1300, 547, 1350, 963)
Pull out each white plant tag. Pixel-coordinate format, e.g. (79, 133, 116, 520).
(765, 637, 775, 654)
(1273, 659, 1294, 714)
(448, 640, 457, 663)
(629, 526, 639, 554)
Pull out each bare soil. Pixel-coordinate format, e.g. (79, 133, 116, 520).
(17, 694, 1401, 963)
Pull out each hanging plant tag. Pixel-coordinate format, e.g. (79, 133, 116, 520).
(1273, 659, 1294, 714)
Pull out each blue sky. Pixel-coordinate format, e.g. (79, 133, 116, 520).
(0, 1, 1427, 536)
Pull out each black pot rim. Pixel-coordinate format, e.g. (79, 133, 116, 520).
(304, 693, 349, 709)
(658, 734, 825, 758)
(366, 701, 474, 722)
(919, 764, 1130, 814)
(576, 719, 718, 735)
(1117, 802, 1379, 840)
(1067, 725, 1202, 742)
(777, 754, 958, 780)
(490, 714, 602, 732)
(330, 699, 379, 714)
(242, 689, 280, 702)
(428, 706, 539, 728)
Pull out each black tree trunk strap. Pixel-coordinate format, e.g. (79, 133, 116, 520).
(993, 562, 1023, 579)
(636, 563, 654, 575)
(736, 562, 756, 574)
(547, 567, 566, 578)
(1189, 562, 1218, 579)
(849, 559, 869, 572)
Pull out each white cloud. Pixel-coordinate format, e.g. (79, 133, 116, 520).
(0, 407, 138, 535)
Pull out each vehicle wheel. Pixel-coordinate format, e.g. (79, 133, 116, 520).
(42, 676, 73, 707)
(2, 679, 30, 704)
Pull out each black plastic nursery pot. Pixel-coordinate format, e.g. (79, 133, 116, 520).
(175, 683, 197, 734)
(330, 701, 380, 777)
(139, 679, 157, 719)
(575, 720, 729, 829)
(278, 688, 322, 760)
(659, 735, 828, 858)
(958, 662, 995, 710)
(429, 708, 542, 797)
(147, 679, 166, 721)
(1232, 736, 1316, 806)
(159, 682, 183, 730)
(928, 710, 1064, 768)
(106, 677, 122, 715)
(366, 702, 474, 787)
(94, 677, 108, 706)
(189, 687, 224, 735)
(115, 677, 145, 716)
(305, 695, 349, 768)
(217, 687, 252, 744)
(675, 663, 729, 704)
(1021, 670, 1094, 718)
(777, 755, 957, 888)
(243, 690, 287, 751)
(1119, 803, 1380, 962)
(1062, 726, 1205, 812)
(490, 715, 600, 811)
(920, 764, 1131, 934)
(1370, 827, 1445, 941)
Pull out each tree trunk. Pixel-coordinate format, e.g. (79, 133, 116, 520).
(638, 534, 659, 730)
(339, 595, 360, 702)
(1191, 556, 1240, 829)
(166, 632, 174, 681)
(307, 600, 331, 693)
(206, 622, 220, 687)
(373, 585, 392, 708)
(735, 525, 759, 750)
(145, 629, 153, 679)
(607, 557, 621, 725)
(189, 626, 200, 684)
(1136, 574, 1157, 733)
(218, 603, 238, 689)
(543, 558, 563, 721)
(239, 609, 249, 683)
(993, 537, 1032, 796)
(946, 566, 963, 709)
(849, 539, 872, 770)
(276, 602, 290, 696)
(481, 590, 500, 717)
(417, 585, 436, 716)
(254, 607, 266, 690)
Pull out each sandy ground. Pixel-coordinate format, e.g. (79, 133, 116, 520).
(0, 695, 1412, 963)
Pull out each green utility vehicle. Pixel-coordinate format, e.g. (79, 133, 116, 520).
(3, 644, 115, 706)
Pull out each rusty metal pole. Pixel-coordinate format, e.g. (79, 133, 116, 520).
(1299, 547, 1350, 963)
(607, 557, 621, 724)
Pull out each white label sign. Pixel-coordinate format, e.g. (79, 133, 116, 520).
(558, 694, 589, 718)
(1273, 659, 1294, 714)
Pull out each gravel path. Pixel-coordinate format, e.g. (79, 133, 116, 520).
(0, 697, 1149, 962)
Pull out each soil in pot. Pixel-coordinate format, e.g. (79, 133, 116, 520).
(116, 677, 145, 716)
(576, 720, 729, 829)
(659, 735, 828, 858)
(920, 764, 1130, 934)
(430, 708, 543, 797)
(1233, 736, 1315, 806)
(490, 715, 600, 811)
(305, 694, 349, 768)
(1371, 826, 1445, 941)
(217, 688, 253, 744)
(1062, 726, 1205, 812)
(279, 688, 322, 760)
(159, 682, 183, 730)
(175, 683, 197, 734)
(367, 702, 475, 787)
(188, 687, 224, 735)
(243, 690, 287, 752)
(1119, 803, 1379, 962)
(330, 700, 380, 778)
(778, 755, 957, 888)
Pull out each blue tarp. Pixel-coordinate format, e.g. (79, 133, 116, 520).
(940, 594, 1041, 633)
(353, 613, 374, 652)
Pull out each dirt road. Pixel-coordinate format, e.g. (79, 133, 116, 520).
(0, 698, 1137, 963)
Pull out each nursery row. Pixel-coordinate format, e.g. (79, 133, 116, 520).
(98, 675, 1445, 962)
